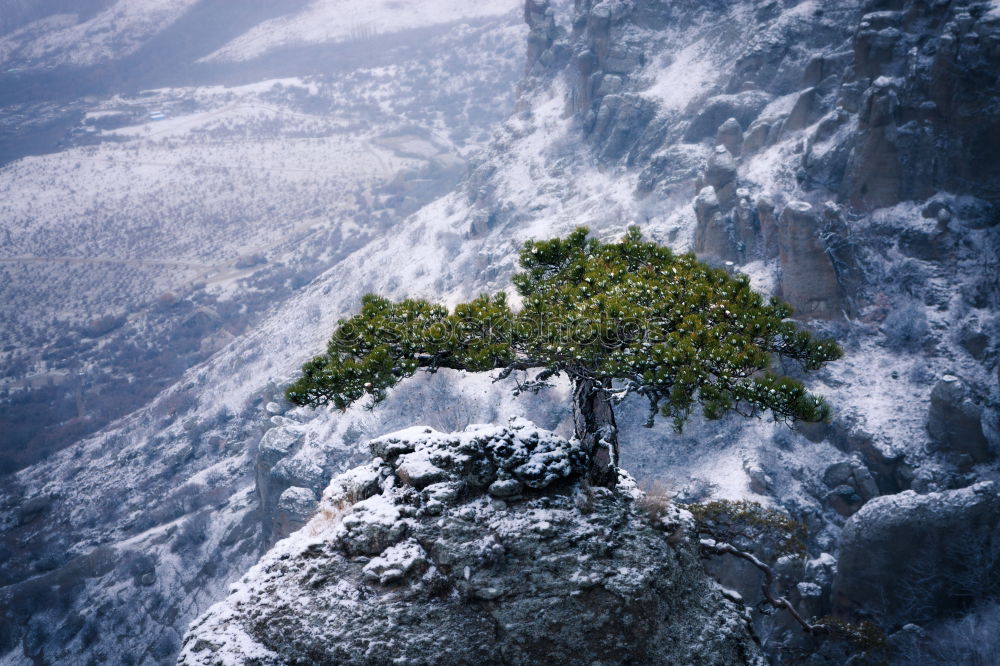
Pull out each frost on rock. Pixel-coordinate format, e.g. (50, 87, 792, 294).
(179, 420, 765, 665)
(369, 418, 589, 497)
(834, 481, 1000, 626)
(257, 427, 300, 466)
(362, 538, 429, 585)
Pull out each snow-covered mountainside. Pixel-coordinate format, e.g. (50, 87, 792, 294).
(202, 0, 521, 64)
(0, 0, 519, 73)
(1, 0, 999, 663)
(0, 0, 200, 70)
(0, 5, 526, 472)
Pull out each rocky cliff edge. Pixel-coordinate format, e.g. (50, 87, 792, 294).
(178, 418, 766, 665)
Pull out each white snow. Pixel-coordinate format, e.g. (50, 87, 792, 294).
(0, 0, 200, 68)
(202, 0, 521, 63)
(737, 259, 779, 300)
(642, 39, 719, 112)
(6, 2, 993, 662)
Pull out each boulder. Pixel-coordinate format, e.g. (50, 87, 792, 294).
(833, 482, 1000, 626)
(704, 145, 739, 209)
(927, 375, 993, 463)
(693, 186, 736, 263)
(783, 87, 821, 133)
(822, 460, 879, 517)
(256, 427, 299, 468)
(684, 91, 772, 143)
(693, 146, 756, 263)
(741, 119, 772, 155)
(898, 227, 953, 262)
(255, 425, 340, 544)
(179, 420, 766, 666)
(716, 117, 744, 157)
(271, 455, 326, 492)
(958, 324, 991, 361)
(776, 201, 845, 319)
(274, 487, 318, 539)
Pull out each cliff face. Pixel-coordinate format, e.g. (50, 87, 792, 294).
(180, 421, 766, 666)
(473, 0, 999, 484)
(456, 0, 1000, 657)
(531, 0, 1000, 207)
(508, 0, 999, 319)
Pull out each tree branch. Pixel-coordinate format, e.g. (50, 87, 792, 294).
(699, 538, 828, 635)
(493, 358, 549, 382)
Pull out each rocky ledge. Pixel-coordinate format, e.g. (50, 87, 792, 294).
(178, 419, 766, 665)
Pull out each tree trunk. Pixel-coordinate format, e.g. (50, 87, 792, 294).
(572, 377, 619, 488)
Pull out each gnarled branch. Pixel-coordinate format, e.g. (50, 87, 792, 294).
(699, 538, 828, 635)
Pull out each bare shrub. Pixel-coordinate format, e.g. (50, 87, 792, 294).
(881, 302, 929, 351)
(675, 477, 718, 504)
(688, 499, 807, 558)
(897, 601, 1000, 666)
(170, 510, 211, 556)
(635, 479, 675, 523)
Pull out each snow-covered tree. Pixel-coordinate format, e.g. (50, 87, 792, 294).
(287, 227, 842, 486)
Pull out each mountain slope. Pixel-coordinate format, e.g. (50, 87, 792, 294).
(0, 8, 526, 474)
(1, 0, 998, 664)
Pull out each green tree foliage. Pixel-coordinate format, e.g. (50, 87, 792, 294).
(688, 499, 808, 558)
(287, 227, 841, 434)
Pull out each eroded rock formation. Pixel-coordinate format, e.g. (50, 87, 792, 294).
(179, 420, 766, 665)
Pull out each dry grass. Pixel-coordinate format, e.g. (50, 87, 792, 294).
(636, 478, 677, 521)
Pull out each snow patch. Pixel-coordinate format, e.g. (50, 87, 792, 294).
(203, 0, 521, 63)
(0, 0, 199, 68)
(642, 39, 719, 112)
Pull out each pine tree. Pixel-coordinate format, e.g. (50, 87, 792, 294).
(287, 227, 842, 486)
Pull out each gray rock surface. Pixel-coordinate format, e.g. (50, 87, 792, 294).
(776, 201, 845, 320)
(255, 421, 354, 542)
(822, 459, 879, 517)
(716, 117, 744, 157)
(179, 420, 766, 665)
(835, 3, 1000, 207)
(927, 374, 994, 464)
(274, 486, 319, 538)
(833, 482, 1000, 627)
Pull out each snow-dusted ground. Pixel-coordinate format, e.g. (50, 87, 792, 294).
(0, 4, 536, 662)
(0, 12, 526, 445)
(0, 53, 507, 341)
(202, 0, 521, 63)
(0, 0, 200, 69)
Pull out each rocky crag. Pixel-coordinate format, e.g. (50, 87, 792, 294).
(463, 0, 1000, 658)
(179, 420, 766, 665)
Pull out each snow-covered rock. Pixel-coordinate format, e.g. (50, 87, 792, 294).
(927, 374, 996, 464)
(833, 482, 1000, 627)
(179, 420, 765, 665)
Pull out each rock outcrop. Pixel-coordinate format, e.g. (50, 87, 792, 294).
(775, 201, 845, 320)
(926, 374, 996, 464)
(179, 420, 766, 665)
(822, 459, 880, 517)
(837, 1, 1000, 208)
(833, 482, 1000, 627)
(256, 417, 350, 542)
